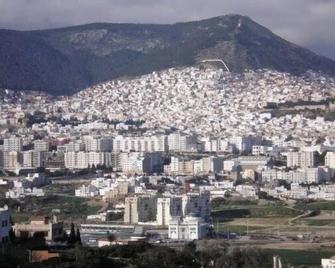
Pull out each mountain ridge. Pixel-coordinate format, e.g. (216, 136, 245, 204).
(1, 14, 335, 95)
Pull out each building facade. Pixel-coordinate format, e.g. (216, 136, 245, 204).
(168, 216, 208, 241)
(0, 205, 10, 246)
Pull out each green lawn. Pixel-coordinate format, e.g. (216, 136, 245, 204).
(2, 195, 102, 223)
(212, 206, 300, 220)
(214, 223, 267, 233)
(303, 219, 335, 226)
(211, 198, 300, 219)
(264, 248, 335, 267)
(43, 182, 84, 195)
(295, 201, 335, 211)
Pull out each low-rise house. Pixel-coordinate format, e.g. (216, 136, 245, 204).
(14, 216, 64, 241)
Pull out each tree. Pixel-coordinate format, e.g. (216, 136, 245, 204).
(63, 231, 68, 241)
(68, 223, 76, 244)
(107, 232, 116, 242)
(8, 216, 15, 243)
(76, 228, 82, 245)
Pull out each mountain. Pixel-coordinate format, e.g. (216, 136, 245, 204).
(1, 14, 335, 95)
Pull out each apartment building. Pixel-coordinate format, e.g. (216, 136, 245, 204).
(33, 140, 49, 152)
(123, 195, 157, 224)
(182, 191, 211, 220)
(120, 152, 163, 174)
(325, 152, 335, 169)
(113, 135, 167, 152)
(83, 136, 113, 152)
(287, 151, 315, 168)
(0, 205, 10, 246)
(64, 151, 114, 169)
(3, 136, 23, 152)
(167, 132, 198, 152)
(156, 197, 183, 226)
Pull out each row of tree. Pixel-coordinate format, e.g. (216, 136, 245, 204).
(67, 223, 81, 245)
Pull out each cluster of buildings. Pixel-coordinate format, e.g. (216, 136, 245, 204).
(0, 132, 264, 174)
(75, 176, 130, 198)
(60, 67, 335, 141)
(262, 183, 335, 200)
(5, 173, 48, 199)
(0, 136, 49, 173)
(1, 66, 335, 244)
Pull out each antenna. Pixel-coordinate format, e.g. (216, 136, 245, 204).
(199, 59, 230, 73)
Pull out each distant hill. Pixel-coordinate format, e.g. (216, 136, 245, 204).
(1, 14, 335, 95)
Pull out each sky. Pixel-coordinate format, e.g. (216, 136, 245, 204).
(0, 0, 334, 59)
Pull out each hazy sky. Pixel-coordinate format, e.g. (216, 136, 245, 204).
(0, 0, 334, 59)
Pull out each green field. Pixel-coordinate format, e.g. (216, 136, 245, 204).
(211, 198, 301, 220)
(214, 223, 266, 233)
(299, 219, 335, 227)
(294, 201, 335, 211)
(1, 194, 102, 223)
(43, 183, 81, 195)
(264, 249, 335, 267)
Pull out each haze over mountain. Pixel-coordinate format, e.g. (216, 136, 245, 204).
(1, 14, 335, 95)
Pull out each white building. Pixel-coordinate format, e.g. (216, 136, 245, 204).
(84, 136, 113, 152)
(200, 137, 229, 152)
(22, 151, 34, 168)
(223, 160, 239, 172)
(193, 156, 223, 174)
(65, 140, 86, 152)
(75, 184, 99, 198)
(64, 151, 87, 169)
(64, 151, 114, 169)
(156, 197, 182, 226)
(2, 151, 21, 171)
(252, 145, 272, 156)
(120, 152, 163, 174)
(287, 151, 315, 168)
(113, 135, 167, 152)
(229, 136, 262, 153)
(6, 187, 45, 199)
(322, 257, 335, 268)
(22, 151, 47, 168)
(236, 185, 258, 199)
(168, 132, 197, 152)
(33, 140, 49, 151)
(262, 167, 332, 184)
(325, 152, 335, 169)
(236, 156, 269, 171)
(168, 216, 208, 241)
(3, 136, 23, 152)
